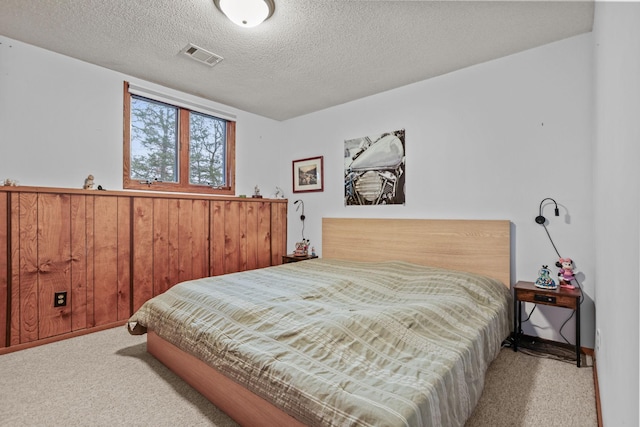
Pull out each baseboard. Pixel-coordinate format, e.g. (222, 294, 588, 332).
(0, 321, 126, 355)
(592, 355, 603, 427)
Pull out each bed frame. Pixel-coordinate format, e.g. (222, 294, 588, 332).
(322, 218, 511, 287)
(146, 218, 511, 426)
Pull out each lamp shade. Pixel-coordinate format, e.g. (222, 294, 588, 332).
(216, 0, 275, 28)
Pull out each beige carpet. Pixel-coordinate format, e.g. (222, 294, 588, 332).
(0, 326, 597, 427)
(466, 345, 597, 426)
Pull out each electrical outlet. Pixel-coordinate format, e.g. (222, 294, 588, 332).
(54, 291, 67, 307)
(596, 328, 601, 352)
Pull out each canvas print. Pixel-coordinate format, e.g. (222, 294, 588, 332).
(344, 129, 405, 205)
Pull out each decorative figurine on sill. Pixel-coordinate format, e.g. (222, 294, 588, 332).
(252, 185, 262, 198)
(3, 179, 18, 186)
(271, 186, 285, 199)
(556, 257, 576, 289)
(534, 265, 557, 289)
(83, 174, 95, 190)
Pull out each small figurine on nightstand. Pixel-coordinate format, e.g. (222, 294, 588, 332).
(556, 257, 576, 289)
(535, 265, 557, 289)
(294, 239, 309, 256)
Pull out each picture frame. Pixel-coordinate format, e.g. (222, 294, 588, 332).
(292, 156, 324, 193)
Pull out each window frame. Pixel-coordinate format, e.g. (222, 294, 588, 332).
(123, 82, 236, 195)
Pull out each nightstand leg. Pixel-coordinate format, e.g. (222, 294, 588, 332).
(513, 298, 519, 352)
(576, 300, 581, 367)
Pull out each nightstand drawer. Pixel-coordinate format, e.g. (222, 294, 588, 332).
(515, 289, 577, 309)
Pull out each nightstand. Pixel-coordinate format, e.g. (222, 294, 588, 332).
(282, 254, 318, 263)
(513, 280, 582, 367)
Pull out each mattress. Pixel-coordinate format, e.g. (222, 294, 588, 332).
(128, 259, 511, 427)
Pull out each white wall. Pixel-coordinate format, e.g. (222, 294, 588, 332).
(281, 34, 596, 348)
(593, 3, 640, 426)
(0, 36, 284, 196)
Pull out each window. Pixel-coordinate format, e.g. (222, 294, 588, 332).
(123, 82, 235, 195)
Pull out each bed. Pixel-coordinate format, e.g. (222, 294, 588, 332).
(128, 218, 512, 427)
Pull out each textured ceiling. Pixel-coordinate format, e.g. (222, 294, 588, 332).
(0, 1, 594, 121)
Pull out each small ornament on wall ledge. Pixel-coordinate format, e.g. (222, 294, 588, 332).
(3, 178, 18, 186)
(252, 185, 262, 198)
(83, 174, 95, 190)
(270, 186, 285, 199)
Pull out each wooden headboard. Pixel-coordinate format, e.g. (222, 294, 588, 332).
(322, 218, 511, 287)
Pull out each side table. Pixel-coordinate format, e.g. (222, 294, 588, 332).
(513, 280, 582, 367)
(282, 254, 318, 264)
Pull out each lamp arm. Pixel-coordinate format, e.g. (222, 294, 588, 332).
(294, 200, 306, 240)
(535, 197, 559, 224)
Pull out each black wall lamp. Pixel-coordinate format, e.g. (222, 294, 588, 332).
(535, 197, 562, 258)
(535, 197, 559, 225)
(294, 199, 306, 240)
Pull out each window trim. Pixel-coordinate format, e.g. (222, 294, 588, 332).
(123, 82, 236, 195)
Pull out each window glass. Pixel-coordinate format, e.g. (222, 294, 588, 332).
(130, 96, 178, 182)
(189, 112, 226, 186)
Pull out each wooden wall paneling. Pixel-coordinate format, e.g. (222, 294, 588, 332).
(210, 201, 225, 276)
(11, 192, 38, 344)
(92, 196, 119, 325)
(166, 198, 180, 291)
(9, 193, 20, 345)
(245, 202, 258, 271)
(257, 202, 272, 269)
(1, 189, 287, 350)
(177, 199, 195, 283)
(270, 202, 287, 265)
(2, 190, 288, 350)
(70, 195, 87, 331)
(0, 192, 7, 347)
(156, 198, 209, 293)
(117, 197, 131, 320)
(85, 195, 96, 328)
(191, 199, 209, 280)
(37, 193, 72, 339)
(224, 201, 241, 274)
(132, 197, 154, 312)
(153, 198, 171, 296)
(239, 202, 248, 272)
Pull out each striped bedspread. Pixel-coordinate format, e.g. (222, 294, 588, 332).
(128, 259, 511, 427)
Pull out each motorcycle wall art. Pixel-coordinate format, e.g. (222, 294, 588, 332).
(344, 129, 405, 206)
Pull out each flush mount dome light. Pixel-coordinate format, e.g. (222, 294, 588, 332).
(214, 0, 275, 28)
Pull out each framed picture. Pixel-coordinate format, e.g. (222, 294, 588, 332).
(292, 156, 324, 193)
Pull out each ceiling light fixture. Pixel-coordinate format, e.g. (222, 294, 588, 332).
(213, 0, 275, 28)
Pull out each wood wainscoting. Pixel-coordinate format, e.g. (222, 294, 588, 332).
(0, 186, 287, 352)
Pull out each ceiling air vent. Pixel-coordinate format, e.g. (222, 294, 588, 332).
(180, 43, 223, 67)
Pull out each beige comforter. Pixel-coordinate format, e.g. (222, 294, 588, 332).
(128, 259, 511, 427)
